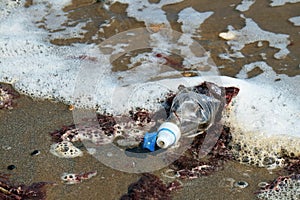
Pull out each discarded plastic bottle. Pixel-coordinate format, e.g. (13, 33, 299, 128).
(143, 87, 221, 151)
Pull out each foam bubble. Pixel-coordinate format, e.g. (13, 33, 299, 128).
(50, 141, 83, 158)
(257, 174, 300, 199)
(61, 171, 97, 184)
(226, 62, 300, 167)
(234, 62, 300, 138)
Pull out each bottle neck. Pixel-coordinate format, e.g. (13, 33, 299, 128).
(167, 111, 200, 136)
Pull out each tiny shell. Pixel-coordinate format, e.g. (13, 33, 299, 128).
(219, 31, 236, 40)
(68, 105, 74, 111)
(182, 71, 198, 77)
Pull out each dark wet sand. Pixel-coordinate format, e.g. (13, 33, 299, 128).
(0, 95, 282, 200)
(0, 95, 139, 199)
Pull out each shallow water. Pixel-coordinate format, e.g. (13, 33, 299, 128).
(0, 0, 300, 199)
(55, 0, 300, 77)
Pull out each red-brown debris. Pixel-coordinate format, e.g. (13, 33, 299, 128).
(0, 83, 20, 110)
(224, 87, 240, 105)
(0, 173, 53, 200)
(49, 124, 77, 143)
(129, 108, 152, 126)
(171, 125, 233, 179)
(70, 55, 98, 62)
(61, 171, 97, 185)
(283, 155, 300, 174)
(49, 113, 117, 143)
(155, 53, 187, 70)
(96, 113, 117, 136)
(120, 173, 181, 200)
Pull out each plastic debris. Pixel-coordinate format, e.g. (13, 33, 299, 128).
(143, 82, 225, 151)
(156, 122, 180, 149)
(143, 132, 158, 152)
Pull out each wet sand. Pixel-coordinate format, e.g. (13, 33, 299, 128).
(0, 94, 282, 199)
(0, 95, 139, 199)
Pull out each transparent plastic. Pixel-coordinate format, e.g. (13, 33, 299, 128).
(167, 88, 221, 138)
(144, 87, 221, 151)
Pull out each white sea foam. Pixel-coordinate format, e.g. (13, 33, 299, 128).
(114, 0, 183, 27)
(270, 0, 300, 6)
(176, 8, 214, 69)
(0, 1, 113, 109)
(219, 15, 290, 59)
(289, 16, 300, 26)
(235, 62, 300, 138)
(236, 0, 256, 12)
(0, 0, 216, 113)
(177, 7, 213, 35)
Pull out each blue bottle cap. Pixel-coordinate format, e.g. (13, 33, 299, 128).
(143, 132, 158, 152)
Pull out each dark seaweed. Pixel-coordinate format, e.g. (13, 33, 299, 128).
(170, 125, 233, 178)
(120, 173, 181, 200)
(0, 173, 53, 200)
(284, 155, 300, 174)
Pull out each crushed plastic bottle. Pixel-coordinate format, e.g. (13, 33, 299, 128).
(143, 87, 221, 151)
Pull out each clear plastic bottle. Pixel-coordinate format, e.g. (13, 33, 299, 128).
(156, 88, 221, 149)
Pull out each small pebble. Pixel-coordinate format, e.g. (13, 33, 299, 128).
(7, 165, 16, 170)
(30, 150, 40, 156)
